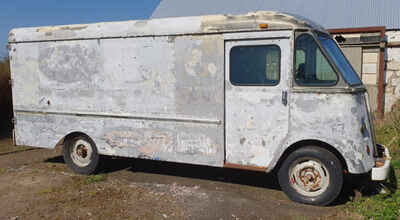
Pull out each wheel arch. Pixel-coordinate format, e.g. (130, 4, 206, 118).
(55, 131, 92, 148)
(272, 139, 349, 173)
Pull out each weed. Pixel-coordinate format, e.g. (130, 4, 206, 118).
(389, 101, 400, 135)
(0, 168, 6, 175)
(38, 188, 53, 195)
(88, 190, 97, 196)
(392, 160, 400, 169)
(86, 174, 106, 184)
(375, 99, 400, 158)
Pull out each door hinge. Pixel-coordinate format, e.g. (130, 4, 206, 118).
(12, 118, 16, 125)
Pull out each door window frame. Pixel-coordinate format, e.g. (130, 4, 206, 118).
(229, 44, 282, 87)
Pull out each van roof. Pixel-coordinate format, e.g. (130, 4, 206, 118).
(9, 11, 327, 43)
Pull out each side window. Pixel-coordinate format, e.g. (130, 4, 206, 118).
(295, 34, 338, 86)
(230, 45, 280, 86)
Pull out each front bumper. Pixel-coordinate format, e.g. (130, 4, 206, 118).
(371, 144, 391, 181)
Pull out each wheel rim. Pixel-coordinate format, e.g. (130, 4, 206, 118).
(288, 158, 330, 197)
(70, 139, 93, 167)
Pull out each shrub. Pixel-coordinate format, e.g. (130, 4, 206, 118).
(0, 57, 12, 137)
(389, 100, 400, 136)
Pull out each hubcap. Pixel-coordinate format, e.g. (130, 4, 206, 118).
(289, 158, 330, 197)
(70, 139, 93, 167)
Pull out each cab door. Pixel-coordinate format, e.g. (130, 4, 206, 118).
(225, 37, 290, 168)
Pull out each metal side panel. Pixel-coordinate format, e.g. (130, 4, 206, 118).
(10, 36, 224, 120)
(10, 33, 226, 167)
(282, 92, 376, 174)
(14, 112, 224, 167)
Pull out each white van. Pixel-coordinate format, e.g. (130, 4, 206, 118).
(8, 11, 390, 205)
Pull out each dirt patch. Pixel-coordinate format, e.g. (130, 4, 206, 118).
(0, 166, 185, 219)
(0, 138, 356, 220)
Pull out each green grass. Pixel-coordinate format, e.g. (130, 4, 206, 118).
(38, 188, 53, 195)
(347, 103, 400, 219)
(347, 166, 400, 220)
(88, 190, 98, 196)
(347, 164, 400, 220)
(349, 191, 400, 220)
(375, 127, 400, 159)
(86, 174, 106, 184)
(392, 160, 400, 170)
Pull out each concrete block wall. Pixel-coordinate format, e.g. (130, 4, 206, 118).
(385, 30, 400, 112)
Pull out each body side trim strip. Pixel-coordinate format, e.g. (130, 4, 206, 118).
(14, 110, 222, 125)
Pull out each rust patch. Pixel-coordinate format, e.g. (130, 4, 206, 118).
(201, 11, 315, 33)
(36, 25, 88, 33)
(224, 163, 267, 172)
(104, 131, 142, 148)
(60, 25, 88, 31)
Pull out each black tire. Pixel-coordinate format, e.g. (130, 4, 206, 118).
(278, 146, 343, 206)
(63, 135, 100, 175)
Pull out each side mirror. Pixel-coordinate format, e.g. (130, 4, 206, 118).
(335, 35, 346, 43)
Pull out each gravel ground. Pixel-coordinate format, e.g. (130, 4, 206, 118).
(0, 138, 358, 220)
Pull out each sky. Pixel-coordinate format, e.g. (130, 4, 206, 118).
(0, 0, 161, 57)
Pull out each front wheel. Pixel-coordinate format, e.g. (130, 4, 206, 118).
(278, 146, 343, 206)
(63, 135, 100, 175)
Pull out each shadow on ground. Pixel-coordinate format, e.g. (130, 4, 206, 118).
(45, 154, 397, 206)
(46, 155, 281, 190)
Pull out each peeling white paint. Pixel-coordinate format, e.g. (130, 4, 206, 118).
(208, 63, 217, 76)
(185, 49, 202, 76)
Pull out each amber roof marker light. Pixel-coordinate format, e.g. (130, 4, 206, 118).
(259, 23, 269, 29)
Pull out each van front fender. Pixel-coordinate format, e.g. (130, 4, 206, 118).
(267, 136, 375, 174)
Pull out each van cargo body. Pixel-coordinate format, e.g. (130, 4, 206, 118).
(8, 11, 390, 206)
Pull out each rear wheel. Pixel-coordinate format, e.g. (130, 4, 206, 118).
(63, 135, 100, 175)
(278, 146, 343, 206)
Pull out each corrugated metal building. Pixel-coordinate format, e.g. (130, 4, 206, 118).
(152, 0, 400, 116)
(152, 0, 400, 29)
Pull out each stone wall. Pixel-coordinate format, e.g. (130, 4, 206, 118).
(385, 30, 400, 112)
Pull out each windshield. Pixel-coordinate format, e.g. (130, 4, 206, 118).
(318, 34, 362, 86)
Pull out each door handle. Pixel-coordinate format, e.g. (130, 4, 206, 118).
(282, 90, 288, 106)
